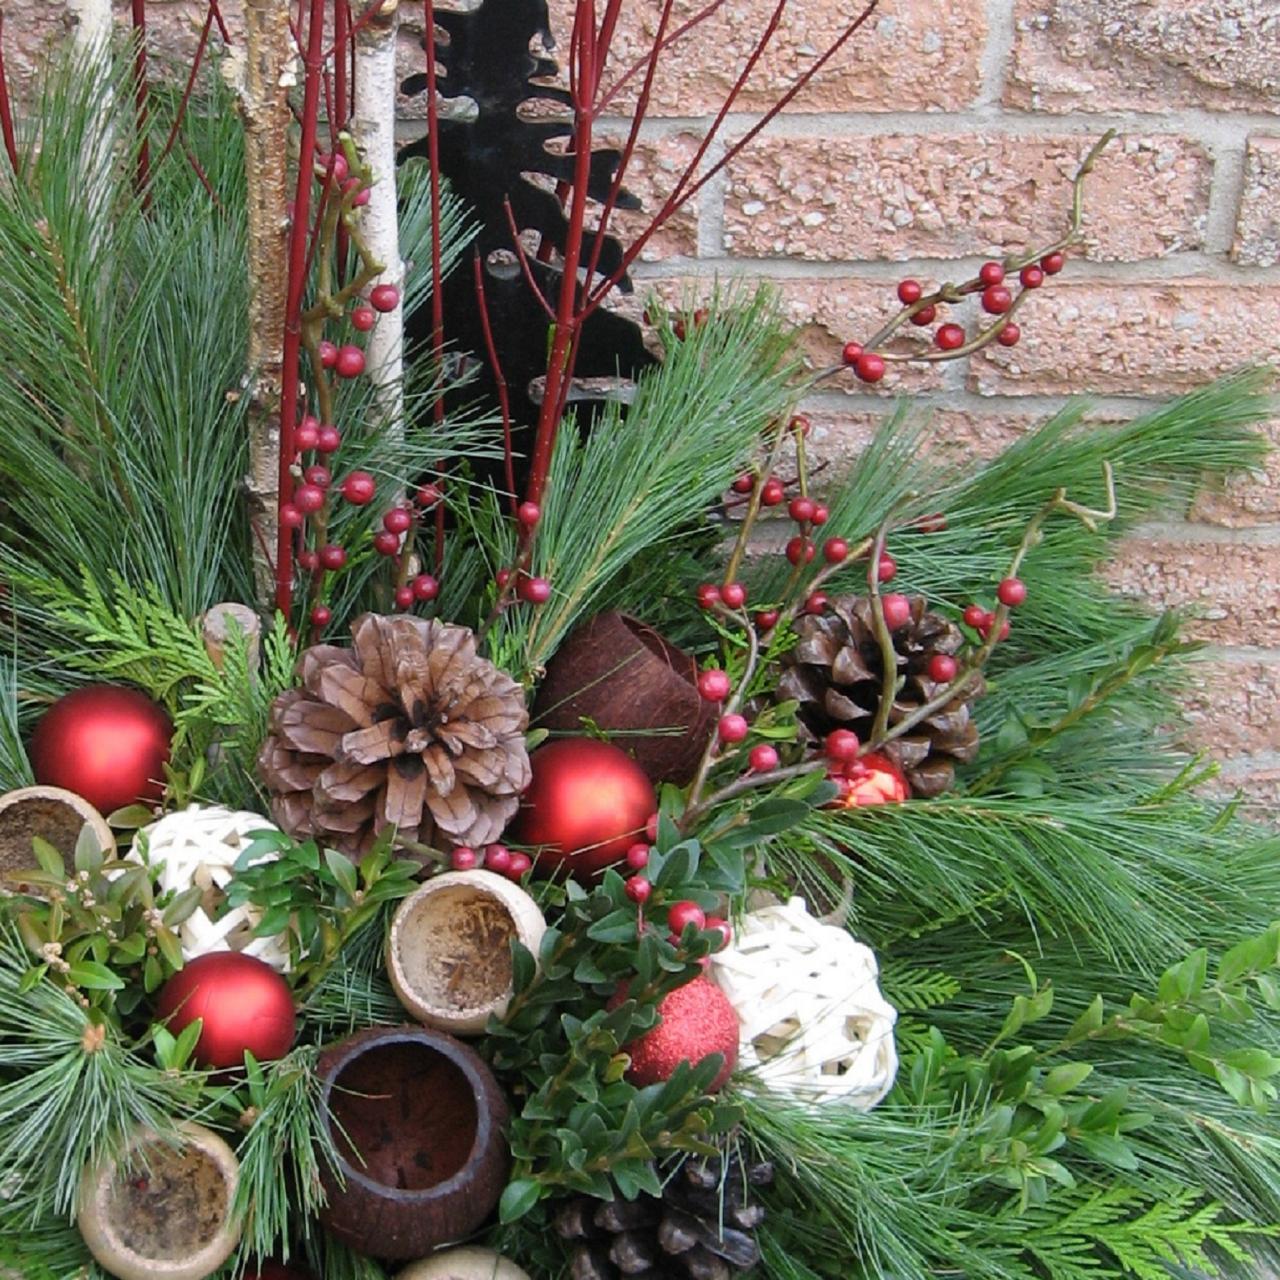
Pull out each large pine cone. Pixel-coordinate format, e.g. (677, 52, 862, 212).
(777, 594, 981, 797)
(554, 1149, 773, 1280)
(258, 614, 531, 854)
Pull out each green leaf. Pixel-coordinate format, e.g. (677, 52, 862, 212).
(161, 885, 204, 927)
(498, 1178, 542, 1223)
(587, 910, 640, 944)
(1043, 1062, 1093, 1095)
(154, 927, 185, 973)
(31, 837, 66, 878)
(66, 960, 125, 991)
(324, 848, 359, 899)
(73, 821, 107, 871)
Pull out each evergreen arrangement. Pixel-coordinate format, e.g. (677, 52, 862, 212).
(0, 6, 1276, 1280)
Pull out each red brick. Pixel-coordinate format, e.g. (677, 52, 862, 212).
(1183, 656, 1280, 756)
(1103, 534, 1280, 647)
(1233, 136, 1280, 268)
(724, 134, 1209, 263)
(1192, 419, 1280, 528)
(970, 279, 1280, 397)
(545, 0, 986, 116)
(1007, 0, 1280, 115)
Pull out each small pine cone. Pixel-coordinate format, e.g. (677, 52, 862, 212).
(777, 594, 982, 797)
(258, 613, 531, 854)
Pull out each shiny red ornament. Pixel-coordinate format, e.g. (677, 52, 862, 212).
(514, 738, 655, 878)
(830, 751, 910, 808)
(30, 686, 173, 814)
(622, 977, 738, 1091)
(155, 952, 296, 1069)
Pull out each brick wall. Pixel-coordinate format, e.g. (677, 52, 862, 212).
(6, 0, 1280, 804)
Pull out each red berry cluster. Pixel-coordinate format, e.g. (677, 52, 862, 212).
(961, 576, 1026, 643)
(450, 843, 534, 881)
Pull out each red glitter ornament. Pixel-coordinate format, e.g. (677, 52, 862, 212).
(830, 751, 910, 807)
(513, 738, 655, 879)
(622, 977, 738, 1092)
(30, 686, 173, 814)
(154, 952, 296, 1069)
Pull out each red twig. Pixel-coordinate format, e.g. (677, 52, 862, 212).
(334, 0, 352, 280)
(0, 12, 19, 176)
(208, 0, 232, 45)
(596, 0, 729, 113)
(130, 0, 153, 209)
(504, 198, 556, 320)
(330, 0, 389, 55)
(155, 5, 215, 170)
(473, 252, 518, 507)
(275, 0, 329, 616)
(424, 0, 449, 571)
(181, 141, 223, 209)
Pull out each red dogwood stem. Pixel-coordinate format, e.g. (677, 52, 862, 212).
(130, 0, 153, 207)
(0, 12, 18, 175)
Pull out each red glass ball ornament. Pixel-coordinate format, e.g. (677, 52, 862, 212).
(622, 977, 738, 1091)
(30, 686, 173, 815)
(514, 738, 656, 878)
(830, 751, 910, 808)
(154, 953, 296, 1069)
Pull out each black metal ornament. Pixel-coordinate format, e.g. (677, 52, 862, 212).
(400, 0, 656, 499)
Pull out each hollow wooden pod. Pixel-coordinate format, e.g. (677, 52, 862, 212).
(76, 1121, 241, 1280)
(395, 1247, 531, 1280)
(317, 1026, 511, 1261)
(532, 611, 717, 786)
(0, 784, 113, 884)
(387, 870, 546, 1035)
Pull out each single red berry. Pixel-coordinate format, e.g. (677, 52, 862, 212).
(340, 471, 376, 505)
(825, 728, 860, 762)
(309, 604, 332, 628)
(1019, 264, 1045, 290)
(1040, 251, 1066, 275)
(935, 323, 966, 351)
(997, 576, 1027, 607)
(897, 279, 923, 305)
(789, 496, 817, 524)
(697, 669, 732, 702)
(393, 585, 415, 610)
(645, 812, 660, 843)
(760, 478, 786, 507)
(625, 843, 650, 871)
(318, 544, 347, 571)
(928, 653, 958, 683)
(790, 414, 812, 438)
(979, 610, 996, 629)
(854, 352, 887, 383)
(693, 307, 710, 328)
(786, 536, 815, 566)
(351, 306, 376, 332)
(668, 901, 707, 934)
(997, 323, 1021, 347)
(703, 915, 732, 950)
(978, 261, 1005, 287)
(755, 609, 780, 631)
(909, 304, 938, 326)
(748, 743, 779, 773)
(303, 464, 331, 489)
(318, 340, 339, 369)
(962, 603, 987, 629)
(383, 507, 413, 535)
(519, 576, 552, 604)
(416, 483, 442, 509)
(280, 503, 304, 529)
(625, 875, 652, 904)
(982, 285, 1013, 315)
(803, 591, 829, 615)
(841, 341, 864, 366)
(412, 573, 439, 602)
(370, 283, 400, 312)
(484, 844, 513, 874)
(517, 501, 541, 527)
(918, 512, 947, 533)
(721, 582, 747, 610)
(982, 618, 1011, 642)
(506, 852, 533, 879)
(373, 530, 400, 556)
(295, 415, 320, 451)
(696, 583, 721, 610)
(495, 569, 512, 589)
(731, 473, 755, 495)
(881, 593, 912, 629)
(811, 504, 830, 526)
(672, 318, 687, 341)
(345, 180, 370, 207)
(316, 425, 342, 453)
(316, 151, 349, 183)
(293, 483, 326, 514)
(824, 537, 849, 564)
(451, 846, 478, 871)
(877, 554, 897, 582)
(297, 549, 319, 572)
(334, 345, 365, 378)
(718, 714, 749, 744)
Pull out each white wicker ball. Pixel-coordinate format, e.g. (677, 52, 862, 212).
(130, 805, 291, 971)
(710, 896, 897, 1109)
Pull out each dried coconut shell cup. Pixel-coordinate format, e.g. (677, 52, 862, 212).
(0, 784, 114, 885)
(76, 1121, 241, 1280)
(387, 869, 546, 1035)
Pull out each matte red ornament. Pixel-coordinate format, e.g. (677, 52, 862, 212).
(830, 751, 910, 808)
(622, 977, 738, 1091)
(30, 686, 173, 815)
(154, 952, 296, 1069)
(513, 738, 655, 878)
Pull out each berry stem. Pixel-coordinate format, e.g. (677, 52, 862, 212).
(473, 251, 518, 509)
(866, 516, 903, 746)
(722, 413, 791, 588)
(679, 760, 826, 834)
